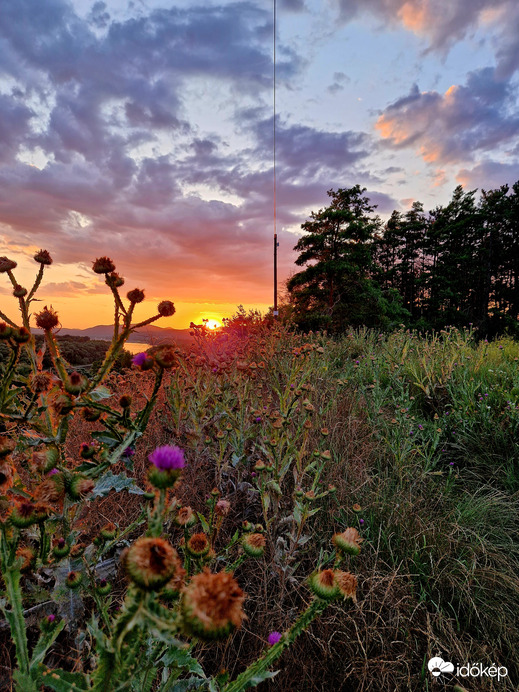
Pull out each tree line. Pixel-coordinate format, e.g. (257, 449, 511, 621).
(286, 181, 519, 338)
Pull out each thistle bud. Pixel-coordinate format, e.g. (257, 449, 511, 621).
(12, 285, 27, 298)
(80, 443, 96, 459)
(34, 473, 65, 503)
(52, 394, 75, 415)
(99, 523, 117, 540)
(0, 323, 12, 339)
(119, 394, 132, 408)
(150, 345, 178, 369)
(157, 300, 175, 317)
(96, 579, 111, 596)
(66, 571, 83, 589)
(242, 533, 266, 558)
(52, 537, 70, 559)
(105, 272, 124, 287)
(83, 407, 101, 422)
(70, 543, 86, 558)
(0, 460, 13, 493)
(186, 533, 210, 558)
(65, 371, 87, 395)
(40, 613, 58, 632)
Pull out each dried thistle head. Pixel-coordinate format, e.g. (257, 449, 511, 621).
(215, 499, 231, 517)
(9, 501, 36, 528)
(0, 436, 16, 458)
(308, 569, 339, 601)
(157, 300, 175, 317)
(332, 527, 363, 556)
(34, 474, 65, 504)
(127, 288, 145, 304)
(34, 249, 53, 265)
(0, 460, 13, 492)
(334, 571, 358, 602)
(174, 506, 196, 528)
(182, 569, 246, 640)
(16, 546, 36, 572)
(35, 306, 59, 331)
(122, 537, 179, 591)
(66, 476, 94, 501)
(92, 257, 116, 274)
(29, 371, 53, 394)
(0, 256, 17, 272)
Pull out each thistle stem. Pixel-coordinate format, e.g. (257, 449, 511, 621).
(222, 598, 328, 692)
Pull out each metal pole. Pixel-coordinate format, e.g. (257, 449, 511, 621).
(274, 233, 278, 316)
(273, 0, 278, 319)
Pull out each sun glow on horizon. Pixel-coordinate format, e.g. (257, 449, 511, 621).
(204, 319, 222, 330)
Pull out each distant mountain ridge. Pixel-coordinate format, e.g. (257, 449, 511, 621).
(33, 324, 194, 347)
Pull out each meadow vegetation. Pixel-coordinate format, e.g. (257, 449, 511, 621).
(0, 253, 518, 691)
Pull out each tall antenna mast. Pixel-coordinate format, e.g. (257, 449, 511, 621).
(273, 0, 279, 318)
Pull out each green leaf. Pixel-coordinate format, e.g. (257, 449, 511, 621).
(91, 431, 122, 446)
(39, 667, 89, 691)
(162, 678, 209, 691)
(231, 453, 242, 468)
(89, 385, 112, 401)
(197, 513, 210, 534)
(92, 471, 145, 498)
(160, 648, 205, 677)
(30, 620, 66, 669)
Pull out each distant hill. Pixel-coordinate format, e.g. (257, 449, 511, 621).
(33, 324, 195, 348)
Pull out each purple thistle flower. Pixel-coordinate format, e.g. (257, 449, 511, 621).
(268, 631, 282, 645)
(255, 416, 262, 423)
(46, 614, 56, 623)
(123, 447, 135, 458)
(47, 468, 59, 476)
(132, 352, 147, 367)
(148, 445, 185, 471)
(359, 518, 365, 525)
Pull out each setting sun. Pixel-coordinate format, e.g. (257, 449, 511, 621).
(205, 319, 222, 330)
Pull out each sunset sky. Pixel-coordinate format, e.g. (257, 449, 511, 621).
(1, 0, 519, 328)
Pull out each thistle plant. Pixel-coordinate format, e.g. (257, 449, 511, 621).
(0, 252, 361, 691)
